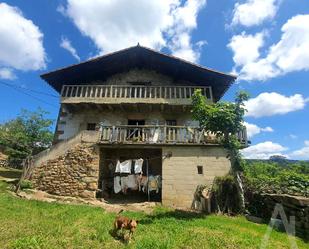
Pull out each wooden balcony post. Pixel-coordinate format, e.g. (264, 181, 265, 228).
(209, 86, 213, 102)
(124, 87, 128, 98)
(61, 86, 65, 97)
(109, 85, 112, 98)
(119, 87, 123, 98)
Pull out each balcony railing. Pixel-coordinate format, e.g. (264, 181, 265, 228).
(61, 85, 213, 104)
(100, 125, 248, 146)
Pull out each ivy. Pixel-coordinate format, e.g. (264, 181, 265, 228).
(191, 89, 249, 171)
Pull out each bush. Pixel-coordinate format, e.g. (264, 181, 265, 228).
(19, 180, 33, 190)
(243, 160, 309, 197)
(211, 175, 242, 215)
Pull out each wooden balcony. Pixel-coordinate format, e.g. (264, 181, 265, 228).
(99, 125, 248, 147)
(61, 85, 213, 105)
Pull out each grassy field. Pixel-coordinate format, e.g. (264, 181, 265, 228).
(0, 170, 308, 248)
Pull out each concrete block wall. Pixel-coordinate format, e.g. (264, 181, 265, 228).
(161, 146, 231, 209)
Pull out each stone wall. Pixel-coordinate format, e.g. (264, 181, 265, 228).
(98, 68, 193, 86)
(162, 146, 231, 209)
(247, 193, 309, 240)
(29, 144, 100, 199)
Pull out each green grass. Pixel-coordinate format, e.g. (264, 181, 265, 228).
(0, 181, 308, 248)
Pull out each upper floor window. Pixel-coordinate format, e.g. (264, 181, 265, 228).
(127, 81, 151, 86)
(166, 120, 177, 126)
(87, 123, 96, 131)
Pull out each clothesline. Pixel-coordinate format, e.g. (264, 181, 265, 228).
(102, 155, 164, 161)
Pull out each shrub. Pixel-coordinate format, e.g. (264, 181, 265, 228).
(243, 160, 309, 197)
(211, 175, 242, 215)
(19, 180, 33, 189)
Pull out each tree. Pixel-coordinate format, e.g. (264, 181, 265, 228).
(0, 108, 54, 164)
(191, 89, 249, 212)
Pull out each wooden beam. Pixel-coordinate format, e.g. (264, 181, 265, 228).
(160, 104, 164, 112)
(182, 105, 186, 113)
(119, 104, 125, 112)
(148, 105, 153, 112)
(108, 105, 114, 111)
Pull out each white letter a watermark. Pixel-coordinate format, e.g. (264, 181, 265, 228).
(260, 203, 298, 249)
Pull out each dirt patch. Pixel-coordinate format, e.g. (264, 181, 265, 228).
(14, 189, 157, 214)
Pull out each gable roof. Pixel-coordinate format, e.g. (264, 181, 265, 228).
(41, 45, 236, 101)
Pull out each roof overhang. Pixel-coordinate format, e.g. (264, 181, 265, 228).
(41, 45, 237, 101)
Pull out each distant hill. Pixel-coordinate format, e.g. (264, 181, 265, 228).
(245, 158, 309, 166)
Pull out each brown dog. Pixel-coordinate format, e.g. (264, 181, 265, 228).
(113, 210, 139, 239)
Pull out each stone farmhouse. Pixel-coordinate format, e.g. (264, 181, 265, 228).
(24, 45, 248, 209)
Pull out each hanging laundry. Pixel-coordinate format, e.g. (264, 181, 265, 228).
(120, 176, 129, 193)
(114, 176, 121, 194)
(148, 175, 158, 193)
(119, 160, 132, 173)
(155, 175, 162, 192)
(137, 175, 148, 192)
(115, 160, 121, 173)
(127, 175, 138, 190)
(134, 158, 143, 174)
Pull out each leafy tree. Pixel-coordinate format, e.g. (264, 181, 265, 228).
(0, 108, 54, 164)
(191, 90, 249, 212)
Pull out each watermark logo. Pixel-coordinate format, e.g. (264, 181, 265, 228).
(260, 203, 298, 249)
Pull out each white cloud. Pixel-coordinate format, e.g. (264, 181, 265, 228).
(0, 3, 46, 72)
(232, 0, 279, 27)
(61, 0, 206, 62)
(0, 68, 16, 80)
(228, 31, 265, 67)
(230, 14, 309, 81)
(245, 92, 306, 118)
(289, 134, 297, 139)
(60, 37, 80, 61)
(244, 122, 273, 138)
(290, 140, 309, 160)
(242, 141, 288, 159)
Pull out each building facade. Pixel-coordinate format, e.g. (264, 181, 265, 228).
(28, 45, 247, 209)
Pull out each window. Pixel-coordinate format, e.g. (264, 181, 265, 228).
(197, 166, 203, 175)
(166, 120, 177, 126)
(87, 123, 96, 131)
(127, 81, 151, 86)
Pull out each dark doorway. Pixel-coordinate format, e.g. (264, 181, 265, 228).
(99, 148, 162, 203)
(128, 120, 145, 126)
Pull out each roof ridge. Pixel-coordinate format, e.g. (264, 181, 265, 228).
(41, 45, 237, 79)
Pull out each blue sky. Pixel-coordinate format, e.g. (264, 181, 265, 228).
(0, 0, 308, 159)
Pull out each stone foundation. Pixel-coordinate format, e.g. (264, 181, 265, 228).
(29, 144, 100, 198)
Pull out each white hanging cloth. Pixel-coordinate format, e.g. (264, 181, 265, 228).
(134, 158, 143, 174)
(114, 176, 121, 193)
(127, 175, 138, 190)
(115, 160, 121, 173)
(119, 160, 132, 173)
